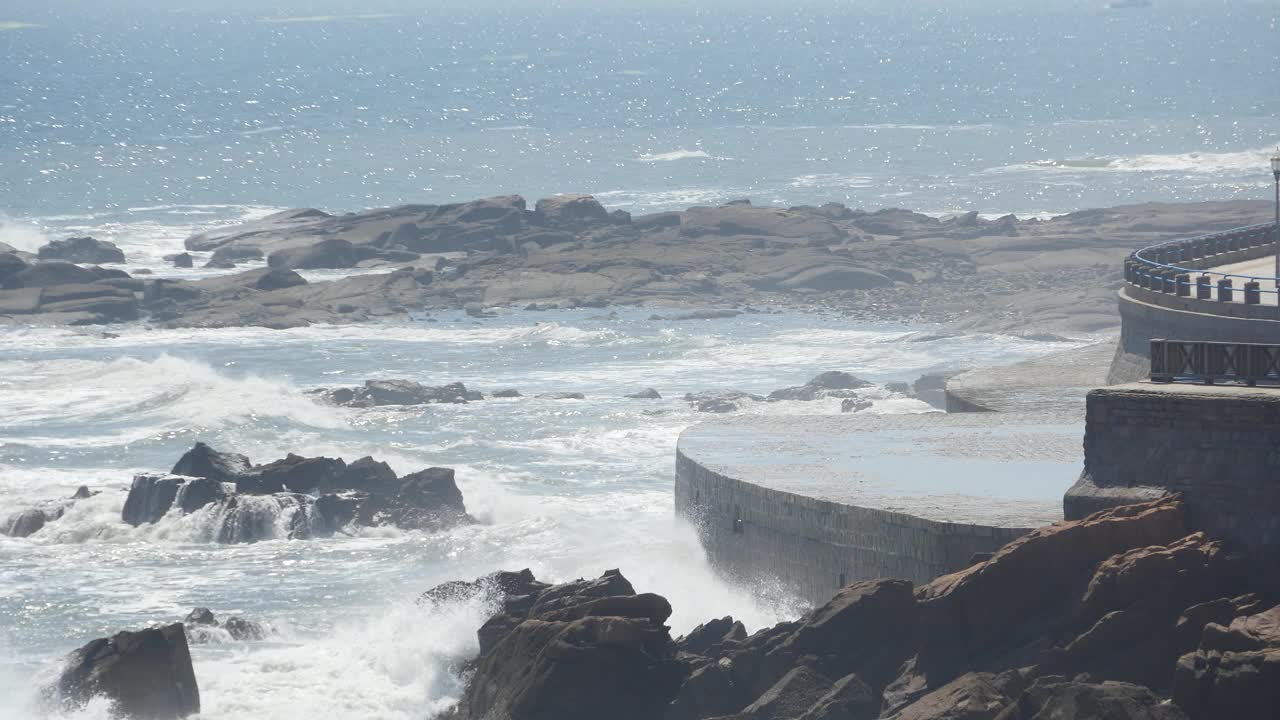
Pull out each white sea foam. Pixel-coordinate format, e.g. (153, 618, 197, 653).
(992, 145, 1276, 175)
(789, 173, 874, 189)
(635, 149, 717, 163)
(0, 213, 49, 252)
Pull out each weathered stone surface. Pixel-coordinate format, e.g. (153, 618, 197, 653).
(736, 666, 835, 720)
(626, 388, 662, 399)
(170, 442, 251, 482)
(38, 237, 126, 264)
(995, 678, 1188, 720)
(887, 671, 1024, 720)
(677, 616, 747, 657)
(53, 623, 200, 719)
(796, 672, 878, 720)
(267, 238, 358, 269)
(3, 508, 51, 537)
(914, 496, 1186, 684)
(1172, 604, 1280, 718)
(235, 453, 347, 494)
(3, 261, 100, 289)
(122, 474, 186, 526)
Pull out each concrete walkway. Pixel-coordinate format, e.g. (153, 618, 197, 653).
(1200, 252, 1280, 306)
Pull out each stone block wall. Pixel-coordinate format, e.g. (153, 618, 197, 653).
(675, 449, 1031, 607)
(1065, 385, 1280, 586)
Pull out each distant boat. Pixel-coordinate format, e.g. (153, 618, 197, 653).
(1107, 0, 1152, 8)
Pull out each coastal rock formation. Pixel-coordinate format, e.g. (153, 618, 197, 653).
(313, 379, 483, 407)
(122, 444, 473, 541)
(626, 388, 662, 399)
(431, 496, 1276, 720)
(37, 237, 126, 264)
(3, 198, 1275, 331)
(769, 371, 872, 401)
(51, 623, 199, 719)
(183, 607, 269, 643)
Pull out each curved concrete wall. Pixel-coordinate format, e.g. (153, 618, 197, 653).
(674, 448, 1031, 607)
(1108, 288, 1280, 385)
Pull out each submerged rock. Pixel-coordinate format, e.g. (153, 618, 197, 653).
(536, 391, 586, 400)
(626, 388, 662, 399)
(52, 623, 200, 719)
(769, 371, 872, 401)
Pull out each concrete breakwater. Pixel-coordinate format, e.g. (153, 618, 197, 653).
(674, 413, 1076, 605)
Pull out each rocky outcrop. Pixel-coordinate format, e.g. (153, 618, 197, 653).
(183, 607, 269, 643)
(51, 623, 199, 719)
(170, 441, 252, 482)
(37, 237, 126, 264)
(684, 389, 764, 413)
(433, 496, 1277, 720)
(769, 371, 872, 401)
(627, 388, 662, 399)
(121, 444, 473, 541)
(313, 379, 483, 407)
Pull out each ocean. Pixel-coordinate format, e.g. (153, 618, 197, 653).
(0, 0, 1275, 717)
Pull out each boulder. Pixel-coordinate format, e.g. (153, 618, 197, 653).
(914, 496, 1187, 685)
(1172, 604, 1280, 718)
(122, 475, 186, 526)
(3, 261, 98, 289)
(166, 253, 194, 268)
(535, 194, 612, 226)
(697, 398, 739, 413)
(205, 245, 263, 268)
(0, 251, 28, 283)
(626, 388, 662, 399)
(37, 236, 126, 264)
(267, 238, 359, 270)
(370, 466, 470, 530)
(537, 392, 586, 400)
(841, 398, 873, 413)
(52, 623, 200, 719)
(491, 388, 522, 398)
(3, 508, 51, 537)
(342, 456, 399, 495)
(37, 283, 139, 322)
(677, 616, 747, 657)
(170, 442, 251, 482)
(684, 390, 764, 407)
(320, 379, 483, 406)
(235, 453, 347, 494)
(456, 615, 686, 720)
(175, 477, 230, 514)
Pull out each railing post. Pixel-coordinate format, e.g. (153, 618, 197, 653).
(1218, 278, 1234, 302)
(1162, 270, 1177, 294)
(1175, 273, 1191, 297)
(1244, 281, 1261, 305)
(1196, 274, 1212, 299)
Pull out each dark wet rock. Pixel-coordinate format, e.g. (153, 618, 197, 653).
(491, 388, 522, 398)
(35, 283, 140, 323)
(184, 608, 216, 626)
(885, 381, 913, 396)
(3, 508, 51, 538)
(38, 237, 126, 264)
(2, 261, 99, 289)
(449, 568, 686, 720)
(626, 388, 662, 399)
(676, 616, 746, 657)
(235, 453, 347, 494)
(0, 252, 28, 284)
(537, 391, 585, 400)
(171, 442, 251, 482)
(318, 379, 482, 407)
(737, 666, 836, 720)
(886, 671, 1025, 720)
(175, 477, 230, 514)
(125, 447, 473, 541)
(798, 672, 879, 720)
(166, 253, 194, 268)
(664, 309, 742, 321)
(841, 398, 873, 413)
(769, 371, 873, 401)
(52, 623, 200, 719)
(122, 475, 186, 526)
(72, 485, 94, 500)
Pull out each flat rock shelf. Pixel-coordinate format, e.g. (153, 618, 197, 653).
(675, 411, 1082, 606)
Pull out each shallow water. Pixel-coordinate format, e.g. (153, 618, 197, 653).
(0, 310, 1089, 718)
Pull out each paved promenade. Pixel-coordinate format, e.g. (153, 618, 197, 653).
(1208, 253, 1280, 305)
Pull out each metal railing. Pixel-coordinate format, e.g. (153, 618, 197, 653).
(1125, 223, 1279, 305)
(1150, 339, 1280, 386)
